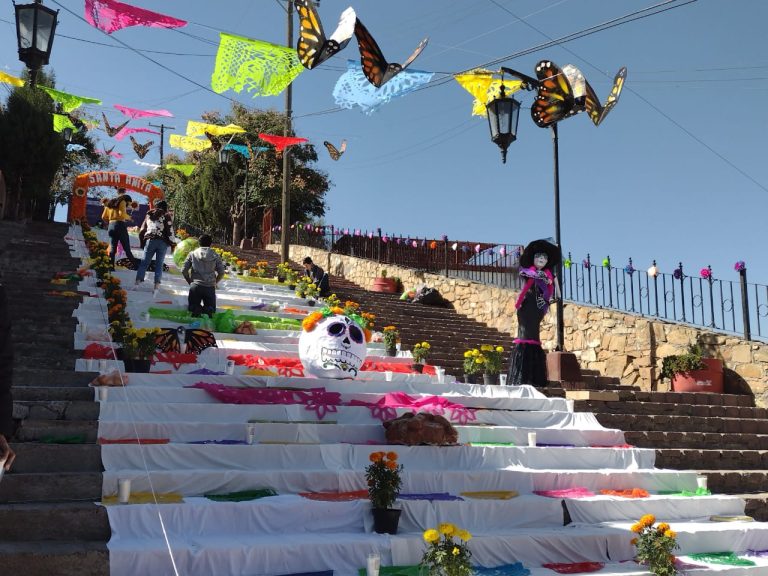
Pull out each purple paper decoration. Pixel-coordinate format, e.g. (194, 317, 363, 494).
(499, 246, 507, 257)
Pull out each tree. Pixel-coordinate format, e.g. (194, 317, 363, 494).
(0, 70, 107, 220)
(151, 103, 331, 245)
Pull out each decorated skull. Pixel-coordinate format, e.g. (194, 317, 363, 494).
(299, 313, 367, 379)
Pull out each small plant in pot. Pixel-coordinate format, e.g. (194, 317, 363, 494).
(302, 281, 320, 305)
(480, 344, 504, 385)
(383, 326, 399, 357)
(411, 341, 431, 373)
(365, 451, 403, 534)
(372, 269, 398, 293)
(660, 343, 724, 393)
(462, 348, 484, 384)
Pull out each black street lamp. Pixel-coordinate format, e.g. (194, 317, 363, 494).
(14, 0, 58, 88)
(486, 84, 521, 164)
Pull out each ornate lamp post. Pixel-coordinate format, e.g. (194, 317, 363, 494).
(14, 0, 58, 88)
(486, 84, 521, 164)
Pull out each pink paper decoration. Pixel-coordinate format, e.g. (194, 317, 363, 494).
(114, 127, 161, 141)
(114, 105, 173, 119)
(85, 0, 187, 34)
(258, 133, 308, 151)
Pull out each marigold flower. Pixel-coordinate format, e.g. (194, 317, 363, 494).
(664, 529, 676, 539)
(438, 523, 456, 536)
(452, 547, 460, 556)
(656, 523, 670, 533)
(456, 529, 472, 541)
(630, 523, 642, 533)
(385, 460, 398, 470)
(423, 529, 439, 543)
(630, 538, 638, 546)
(463, 351, 472, 358)
(640, 514, 656, 527)
(386, 451, 398, 461)
(495, 346, 504, 353)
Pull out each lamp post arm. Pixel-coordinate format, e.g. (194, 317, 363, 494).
(499, 67, 539, 90)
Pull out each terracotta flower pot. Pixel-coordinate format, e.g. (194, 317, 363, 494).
(372, 278, 397, 293)
(672, 358, 724, 393)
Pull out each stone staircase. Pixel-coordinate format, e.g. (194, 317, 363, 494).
(0, 221, 109, 575)
(234, 245, 768, 520)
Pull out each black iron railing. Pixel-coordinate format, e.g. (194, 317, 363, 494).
(275, 225, 768, 342)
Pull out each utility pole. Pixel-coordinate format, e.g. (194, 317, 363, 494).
(280, 0, 293, 264)
(148, 123, 175, 167)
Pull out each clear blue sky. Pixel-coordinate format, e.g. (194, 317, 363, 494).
(2, 0, 766, 283)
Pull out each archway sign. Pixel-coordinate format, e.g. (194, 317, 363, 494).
(68, 171, 164, 223)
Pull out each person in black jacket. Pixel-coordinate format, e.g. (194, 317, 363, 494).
(134, 200, 175, 290)
(302, 257, 330, 297)
(0, 283, 16, 472)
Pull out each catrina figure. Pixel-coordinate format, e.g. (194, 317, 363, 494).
(508, 239, 562, 386)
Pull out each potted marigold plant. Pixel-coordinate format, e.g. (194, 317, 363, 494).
(382, 326, 399, 357)
(121, 326, 162, 373)
(631, 514, 678, 576)
(365, 451, 403, 534)
(462, 349, 484, 384)
(420, 523, 473, 576)
(480, 344, 505, 385)
(411, 341, 431, 373)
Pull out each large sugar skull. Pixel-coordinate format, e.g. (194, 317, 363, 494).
(299, 314, 367, 379)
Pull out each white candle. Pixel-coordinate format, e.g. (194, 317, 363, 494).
(366, 553, 380, 576)
(97, 387, 108, 402)
(499, 374, 508, 386)
(527, 432, 537, 447)
(696, 475, 708, 490)
(435, 368, 446, 384)
(384, 371, 393, 382)
(118, 479, 131, 504)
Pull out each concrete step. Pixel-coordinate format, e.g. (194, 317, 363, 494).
(598, 412, 768, 434)
(13, 420, 98, 443)
(627, 429, 768, 450)
(0, 503, 110, 541)
(12, 368, 94, 388)
(13, 387, 98, 402)
(575, 399, 768, 419)
(743, 493, 768, 521)
(696, 470, 768, 493)
(0, 472, 102, 503)
(0, 541, 108, 576)
(13, 401, 98, 421)
(656, 448, 768, 470)
(10, 444, 102, 473)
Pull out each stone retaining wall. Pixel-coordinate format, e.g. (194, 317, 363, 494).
(274, 244, 768, 406)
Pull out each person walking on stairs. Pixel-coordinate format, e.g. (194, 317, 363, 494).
(182, 234, 225, 317)
(135, 200, 175, 291)
(101, 189, 137, 269)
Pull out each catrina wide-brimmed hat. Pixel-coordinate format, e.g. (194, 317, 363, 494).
(519, 238, 561, 269)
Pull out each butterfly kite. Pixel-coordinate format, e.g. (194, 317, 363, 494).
(102, 145, 122, 159)
(564, 64, 627, 127)
(154, 326, 218, 355)
(353, 18, 428, 88)
(296, 0, 356, 69)
(102, 113, 130, 137)
(130, 136, 154, 159)
(323, 140, 346, 161)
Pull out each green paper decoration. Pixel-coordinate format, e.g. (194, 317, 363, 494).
(211, 32, 304, 97)
(40, 86, 102, 113)
(166, 163, 196, 176)
(602, 258, 610, 268)
(657, 488, 711, 497)
(687, 552, 756, 566)
(204, 488, 278, 502)
(358, 567, 421, 576)
(52, 113, 78, 133)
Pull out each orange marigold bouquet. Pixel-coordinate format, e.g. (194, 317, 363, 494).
(631, 514, 678, 576)
(365, 451, 403, 509)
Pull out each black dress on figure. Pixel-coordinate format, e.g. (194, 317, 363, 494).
(507, 283, 548, 387)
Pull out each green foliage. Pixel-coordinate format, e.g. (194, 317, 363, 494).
(149, 104, 330, 244)
(632, 515, 678, 576)
(420, 524, 473, 576)
(660, 344, 705, 381)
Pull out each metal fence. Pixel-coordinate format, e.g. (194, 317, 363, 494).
(276, 225, 768, 342)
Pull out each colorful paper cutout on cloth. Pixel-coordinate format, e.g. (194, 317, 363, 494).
(353, 18, 429, 88)
(332, 60, 434, 115)
(657, 488, 711, 497)
(102, 491, 183, 505)
(188, 383, 341, 420)
(259, 133, 308, 152)
(53, 113, 78, 134)
(541, 562, 604, 574)
(130, 136, 154, 159)
(460, 491, 518, 500)
(186, 120, 246, 138)
(83, 343, 118, 359)
(454, 70, 523, 116)
(211, 32, 304, 97)
(295, 0, 356, 69)
(114, 126, 161, 141)
(169, 134, 211, 152)
(39, 86, 102, 113)
(85, 0, 187, 34)
(40, 434, 87, 444)
(474, 563, 531, 576)
(357, 567, 420, 576)
(114, 104, 173, 119)
(165, 163, 196, 176)
(0, 71, 24, 87)
(102, 113, 129, 137)
(204, 488, 278, 502)
(323, 140, 346, 160)
(133, 159, 160, 169)
(686, 552, 756, 566)
(397, 493, 464, 501)
(347, 392, 476, 425)
(300, 490, 368, 501)
(599, 488, 650, 498)
(533, 487, 595, 498)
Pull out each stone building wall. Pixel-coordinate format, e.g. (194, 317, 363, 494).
(276, 244, 768, 406)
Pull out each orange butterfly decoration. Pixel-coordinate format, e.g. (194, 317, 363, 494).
(130, 136, 154, 159)
(102, 113, 129, 137)
(530, 60, 576, 128)
(353, 18, 428, 88)
(323, 140, 347, 161)
(296, 0, 356, 70)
